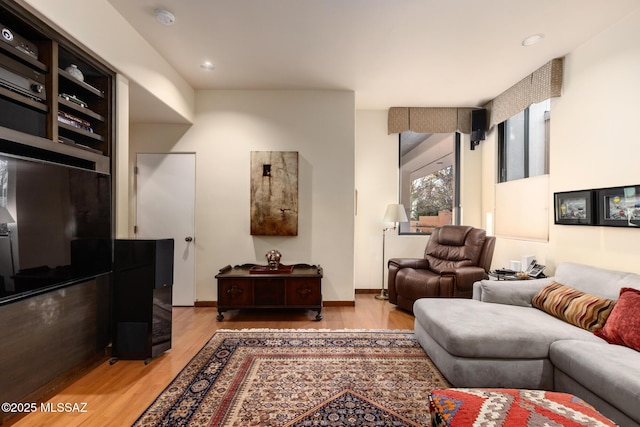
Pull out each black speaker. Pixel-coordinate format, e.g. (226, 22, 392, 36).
(470, 108, 487, 150)
(112, 239, 174, 363)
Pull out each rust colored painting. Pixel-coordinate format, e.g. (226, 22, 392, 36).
(250, 151, 298, 236)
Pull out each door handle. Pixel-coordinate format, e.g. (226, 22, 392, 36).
(185, 236, 193, 242)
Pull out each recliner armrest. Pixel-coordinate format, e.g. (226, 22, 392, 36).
(387, 258, 430, 304)
(388, 258, 430, 270)
(441, 266, 487, 297)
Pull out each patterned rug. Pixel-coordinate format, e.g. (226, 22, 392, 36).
(133, 329, 451, 426)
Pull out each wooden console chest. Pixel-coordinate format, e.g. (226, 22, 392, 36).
(215, 264, 323, 321)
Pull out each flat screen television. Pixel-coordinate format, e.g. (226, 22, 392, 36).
(0, 153, 112, 304)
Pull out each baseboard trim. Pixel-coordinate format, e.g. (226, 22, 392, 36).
(323, 301, 355, 307)
(355, 289, 384, 294)
(195, 301, 217, 307)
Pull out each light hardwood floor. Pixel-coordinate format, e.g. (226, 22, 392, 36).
(6, 294, 414, 427)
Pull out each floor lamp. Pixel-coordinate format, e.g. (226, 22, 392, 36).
(375, 203, 408, 300)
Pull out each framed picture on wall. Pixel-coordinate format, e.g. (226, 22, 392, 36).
(250, 151, 299, 236)
(595, 185, 640, 227)
(554, 190, 594, 225)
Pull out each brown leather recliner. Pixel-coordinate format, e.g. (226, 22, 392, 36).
(388, 225, 496, 312)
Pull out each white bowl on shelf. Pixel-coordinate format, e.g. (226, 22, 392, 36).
(65, 64, 84, 82)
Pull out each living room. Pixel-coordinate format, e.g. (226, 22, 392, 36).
(2, 0, 640, 425)
(16, 0, 638, 305)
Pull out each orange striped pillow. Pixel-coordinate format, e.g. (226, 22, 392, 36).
(531, 282, 616, 331)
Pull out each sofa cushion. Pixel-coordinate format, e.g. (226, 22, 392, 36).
(474, 279, 552, 307)
(550, 340, 640, 425)
(554, 262, 640, 300)
(594, 287, 640, 351)
(531, 282, 616, 331)
(413, 298, 602, 359)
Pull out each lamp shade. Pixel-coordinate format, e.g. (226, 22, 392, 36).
(383, 204, 408, 223)
(0, 206, 15, 224)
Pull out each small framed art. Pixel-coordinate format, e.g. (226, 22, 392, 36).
(554, 190, 594, 225)
(595, 185, 640, 227)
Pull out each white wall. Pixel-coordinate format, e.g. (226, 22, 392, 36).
(354, 112, 484, 290)
(485, 8, 640, 275)
(354, 110, 427, 290)
(458, 133, 484, 226)
(130, 90, 355, 302)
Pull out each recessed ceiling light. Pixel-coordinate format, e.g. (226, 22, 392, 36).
(200, 61, 215, 71)
(155, 8, 175, 26)
(522, 34, 544, 46)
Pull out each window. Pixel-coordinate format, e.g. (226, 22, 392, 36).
(399, 132, 460, 234)
(498, 99, 550, 182)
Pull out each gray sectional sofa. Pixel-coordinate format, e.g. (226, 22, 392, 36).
(413, 262, 640, 427)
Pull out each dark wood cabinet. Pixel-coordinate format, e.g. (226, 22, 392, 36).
(112, 239, 174, 364)
(0, 275, 110, 423)
(0, 1, 114, 173)
(215, 264, 323, 321)
(0, 2, 116, 418)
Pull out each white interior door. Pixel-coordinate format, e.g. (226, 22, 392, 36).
(136, 153, 196, 306)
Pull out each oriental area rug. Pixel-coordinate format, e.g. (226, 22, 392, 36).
(132, 329, 450, 427)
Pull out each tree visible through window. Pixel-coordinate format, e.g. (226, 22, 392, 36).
(399, 132, 458, 234)
(410, 166, 453, 218)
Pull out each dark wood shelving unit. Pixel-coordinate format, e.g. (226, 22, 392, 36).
(0, 21, 47, 73)
(0, 1, 117, 420)
(58, 67, 105, 97)
(0, 0, 114, 171)
(0, 85, 48, 111)
(57, 96, 105, 121)
(57, 121, 104, 141)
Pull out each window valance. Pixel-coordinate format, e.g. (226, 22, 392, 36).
(388, 57, 563, 134)
(484, 58, 563, 128)
(387, 107, 475, 134)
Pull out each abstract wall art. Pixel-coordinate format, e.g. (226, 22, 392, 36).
(250, 151, 298, 236)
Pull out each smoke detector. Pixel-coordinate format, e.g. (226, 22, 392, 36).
(522, 34, 544, 46)
(200, 61, 215, 71)
(155, 8, 176, 26)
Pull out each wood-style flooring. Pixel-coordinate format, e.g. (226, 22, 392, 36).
(6, 294, 414, 427)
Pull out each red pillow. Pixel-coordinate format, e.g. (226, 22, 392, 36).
(594, 288, 640, 351)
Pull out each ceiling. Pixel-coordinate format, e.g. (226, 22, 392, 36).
(107, 0, 640, 122)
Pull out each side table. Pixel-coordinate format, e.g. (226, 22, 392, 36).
(489, 270, 535, 281)
(215, 263, 323, 321)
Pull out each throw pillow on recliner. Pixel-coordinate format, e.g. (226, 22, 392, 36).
(594, 287, 640, 352)
(531, 282, 616, 332)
